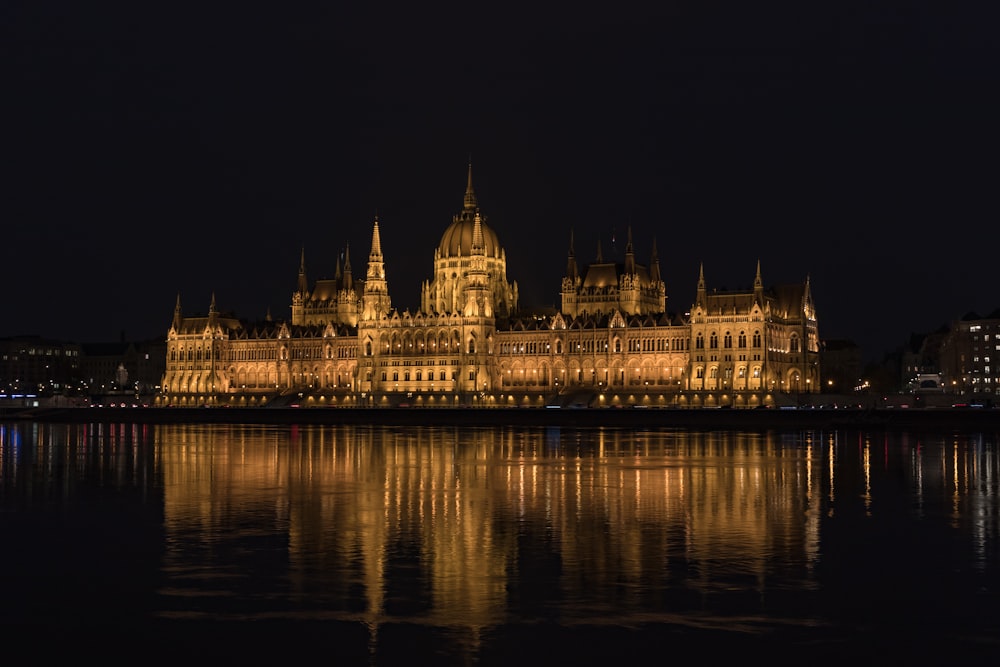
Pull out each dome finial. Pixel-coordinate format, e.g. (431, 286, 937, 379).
(463, 160, 477, 211)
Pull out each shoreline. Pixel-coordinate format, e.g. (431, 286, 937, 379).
(5, 405, 1000, 431)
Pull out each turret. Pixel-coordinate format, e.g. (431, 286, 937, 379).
(362, 216, 392, 320)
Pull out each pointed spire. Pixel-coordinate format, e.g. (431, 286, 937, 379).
(463, 161, 478, 211)
(751, 259, 765, 306)
(363, 216, 391, 319)
(334, 254, 342, 280)
(566, 229, 578, 281)
(297, 246, 309, 293)
(172, 292, 183, 329)
(472, 210, 485, 253)
(343, 242, 353, 291)
(697, 263, 706, 304)
(369, 215, 383, 259)
(209, 292, 217, 314)
(624, 225, 635, 274)
(596, 240, 604, 263)
(649, 237, 661, 283)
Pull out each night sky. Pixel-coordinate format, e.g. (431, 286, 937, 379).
(5, 3, 997, 363)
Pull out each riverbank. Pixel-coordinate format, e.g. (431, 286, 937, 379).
(5, 405, 1000, 431)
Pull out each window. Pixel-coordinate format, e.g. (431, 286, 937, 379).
(710, 333, 718, 349)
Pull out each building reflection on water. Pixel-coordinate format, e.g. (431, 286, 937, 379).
(1, 420, 998, 656)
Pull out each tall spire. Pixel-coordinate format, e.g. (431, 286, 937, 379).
(752, 259, 764, 305)
(649, 237, 660, 283)
(596, 240, 603, 263)
(172, 292, 183, 330)
(297, 246, 308, 293)
(696, 262, 706, 307)
(624, 225, 635, 274)
(343, 242, 353, 291)
(369, 215, 383, 260)
(463, 161, 478, 211)
(362, 215, 391, 320)
(566, 229, 578, 281)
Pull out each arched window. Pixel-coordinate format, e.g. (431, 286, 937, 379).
(468, 339, 476, 354)
(710, 333, 718, 349)
(724, 332, 732, 348)
(365, 341, 372, 356)
(738, 332, 747, 348)
(696, 333, 705, 349)
(752, 331, 762, 347)
(556, 340, 563, 354)
(790, 335, 800, 353)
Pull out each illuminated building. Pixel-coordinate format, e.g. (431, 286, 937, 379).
(160, 165, 820, 407)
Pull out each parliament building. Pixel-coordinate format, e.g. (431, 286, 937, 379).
(159, 166, 820, 408)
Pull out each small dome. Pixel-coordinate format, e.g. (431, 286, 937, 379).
(438, 213, 501, 258)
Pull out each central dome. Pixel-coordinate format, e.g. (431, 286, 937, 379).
(438, 213, 500, 258)
(437, 163, 501, 257)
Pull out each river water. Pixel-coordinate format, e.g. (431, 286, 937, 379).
(1, 421, 998, 665)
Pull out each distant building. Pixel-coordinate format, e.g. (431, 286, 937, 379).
(0, 335, 82, 395)
(819, 339, 862, 393)
(80, 338, 167, 398)
(939, 310, 1000, 400)
(161, 165, 821, 408)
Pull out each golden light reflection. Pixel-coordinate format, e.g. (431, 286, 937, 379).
(149, 425, 828, 629)
(863, 436, 872, 515)
(3, 422, 997, 639)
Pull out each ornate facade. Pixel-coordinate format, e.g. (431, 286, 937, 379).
(160, 166, 820, 407)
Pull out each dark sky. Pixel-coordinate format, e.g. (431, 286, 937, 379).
(5, 2, 997, 363)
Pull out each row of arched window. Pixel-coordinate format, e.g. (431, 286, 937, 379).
(695, 331, 766, 350)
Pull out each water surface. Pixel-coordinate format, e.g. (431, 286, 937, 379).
(1, 422, 998, 665)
